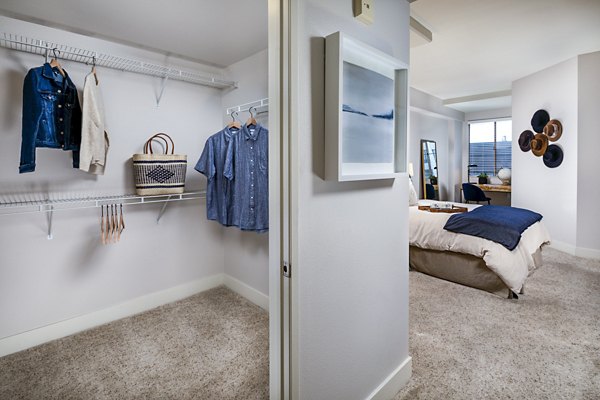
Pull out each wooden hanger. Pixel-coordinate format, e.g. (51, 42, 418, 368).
(49, 48, 66, 77)
(100, 205, 106, 245)
(118, 204, 125, 242)
(227, 110, 241, 129)
(246, 106, 257, 128)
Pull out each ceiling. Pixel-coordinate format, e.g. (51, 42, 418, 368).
(2, 0, 598, 113)
(0, 0, 268, 68)
(409, 0, 600, 113)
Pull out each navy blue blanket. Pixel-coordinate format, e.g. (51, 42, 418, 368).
(443, 205, 542, 250)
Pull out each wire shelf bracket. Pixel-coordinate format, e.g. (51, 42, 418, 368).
(0, 33, 238, 90)
(0, 191, 206, 239)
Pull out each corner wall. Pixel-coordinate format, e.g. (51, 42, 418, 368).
(294, 1, 411, 398)
(576, 52, 600, 256)
(0, 17, 226, 341)
(221, 49, 270, 302)
(409, 88, 465, 201)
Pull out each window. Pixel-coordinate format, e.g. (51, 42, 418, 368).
(468, 119, 512, 177)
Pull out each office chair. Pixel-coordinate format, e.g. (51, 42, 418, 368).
(425, 183, 436, 200)
(462, 183, 491, 204)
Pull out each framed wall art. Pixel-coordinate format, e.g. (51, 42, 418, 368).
(325, 31, 408, 181)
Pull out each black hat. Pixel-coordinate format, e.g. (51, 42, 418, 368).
(543, 144, 563, 168)
(531, 109, 550, 133)
(518, 130, 534, 152)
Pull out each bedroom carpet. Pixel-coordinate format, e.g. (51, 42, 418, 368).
(395, 247, 600, 400)
(0, 286, 269, 400)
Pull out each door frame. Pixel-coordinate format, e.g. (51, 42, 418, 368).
(268, 0, 299, 398)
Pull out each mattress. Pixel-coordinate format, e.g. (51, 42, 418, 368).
(409, 203, 551, 293)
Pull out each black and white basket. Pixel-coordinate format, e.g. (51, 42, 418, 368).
(132, 133, 187, 195)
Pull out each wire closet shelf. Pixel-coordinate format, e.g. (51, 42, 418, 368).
(0, 33, 237, 89)
(0, 191, 206, 216)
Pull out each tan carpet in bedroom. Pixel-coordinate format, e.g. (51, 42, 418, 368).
(395, 247, 600, 399)
(0, 286, 269, 400)
(1, 249, 598, 399)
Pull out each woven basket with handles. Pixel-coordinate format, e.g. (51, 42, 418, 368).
(132, 133, 187, 195)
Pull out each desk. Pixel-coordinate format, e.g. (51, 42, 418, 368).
(475, 184, 511, 206)
(474, 184, 511, 193)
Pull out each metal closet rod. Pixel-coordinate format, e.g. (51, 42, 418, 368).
(0, 32, 237, 89)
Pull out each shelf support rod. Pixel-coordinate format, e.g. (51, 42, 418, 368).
(156, 195, 173, 224)
(156, 75, 169, 106)
(46, 205, 54, 240)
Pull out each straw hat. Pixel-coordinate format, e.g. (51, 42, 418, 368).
(543, 119, 562, 142)
(530, 133, 548, 157)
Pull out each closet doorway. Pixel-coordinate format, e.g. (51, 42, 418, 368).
(0, 1, 289, 399)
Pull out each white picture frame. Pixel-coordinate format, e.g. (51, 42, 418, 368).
(325, 31, 408, 182)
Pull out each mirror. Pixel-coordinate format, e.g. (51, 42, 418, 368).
(421, 139, 439, 199)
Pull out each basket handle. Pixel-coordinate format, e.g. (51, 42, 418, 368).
(144, 133, 175, 155)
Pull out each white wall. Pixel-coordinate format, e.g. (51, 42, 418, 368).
(576, 52, 600, 255)
(295, 1, 411, 398)
(0, 17, 227, 339)
(221, 49, 269, 297)
(409, 88, 465, 201)
(512, 58, 579, 250)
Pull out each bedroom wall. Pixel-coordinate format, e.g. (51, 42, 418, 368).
(0, 17, 227, 344)
(293, 0, 412, 398)
(576, 52, 600, 256)
(512, 53, 600, 258)
(409, 87, 465, 201)
(512, 57, 579, 251)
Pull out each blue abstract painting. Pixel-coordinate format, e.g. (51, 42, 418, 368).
(342, 61, 394, 163)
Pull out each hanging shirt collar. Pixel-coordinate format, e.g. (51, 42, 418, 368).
(243, 123, 261, 141)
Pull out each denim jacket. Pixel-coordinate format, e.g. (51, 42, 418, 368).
(20, 63, 82, 173)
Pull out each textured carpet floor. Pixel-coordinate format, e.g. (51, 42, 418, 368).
(395, 248, 600, 400)
(0, 286, 269, 400)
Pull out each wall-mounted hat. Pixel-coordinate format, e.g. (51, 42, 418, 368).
(543, 144, 563, 168)
(530, 133, 548, 157)
(531, 109, 550, 133)
(543, 119, 562, 142)
(518, 130, 534, 152)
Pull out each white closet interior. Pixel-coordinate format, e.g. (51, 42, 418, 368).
(0, 5, 269, 377)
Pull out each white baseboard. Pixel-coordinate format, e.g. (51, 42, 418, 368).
(575, 246, 600, 260)
(0, 273, 225, 358)
(224, 274, 269, 311)
(366, 356, 412, 400)
(549, 241, 600, 260)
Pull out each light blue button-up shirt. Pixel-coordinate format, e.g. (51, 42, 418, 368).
(225, 124, 269, 232)
(195, 126, 238, 226)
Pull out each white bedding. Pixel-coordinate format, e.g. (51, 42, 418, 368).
(409, 202, 551, 292)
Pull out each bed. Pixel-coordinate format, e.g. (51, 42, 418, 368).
(409, 201, 551, 298)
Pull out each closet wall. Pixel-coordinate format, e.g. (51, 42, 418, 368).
(221, 49, 269, 301)
(0, 16, 266, 349)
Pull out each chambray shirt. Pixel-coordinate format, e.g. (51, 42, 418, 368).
(195, 126, 238, 226)
(225, 124, 269, 232)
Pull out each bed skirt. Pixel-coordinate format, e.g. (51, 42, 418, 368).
(409, 246, 543, 297)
